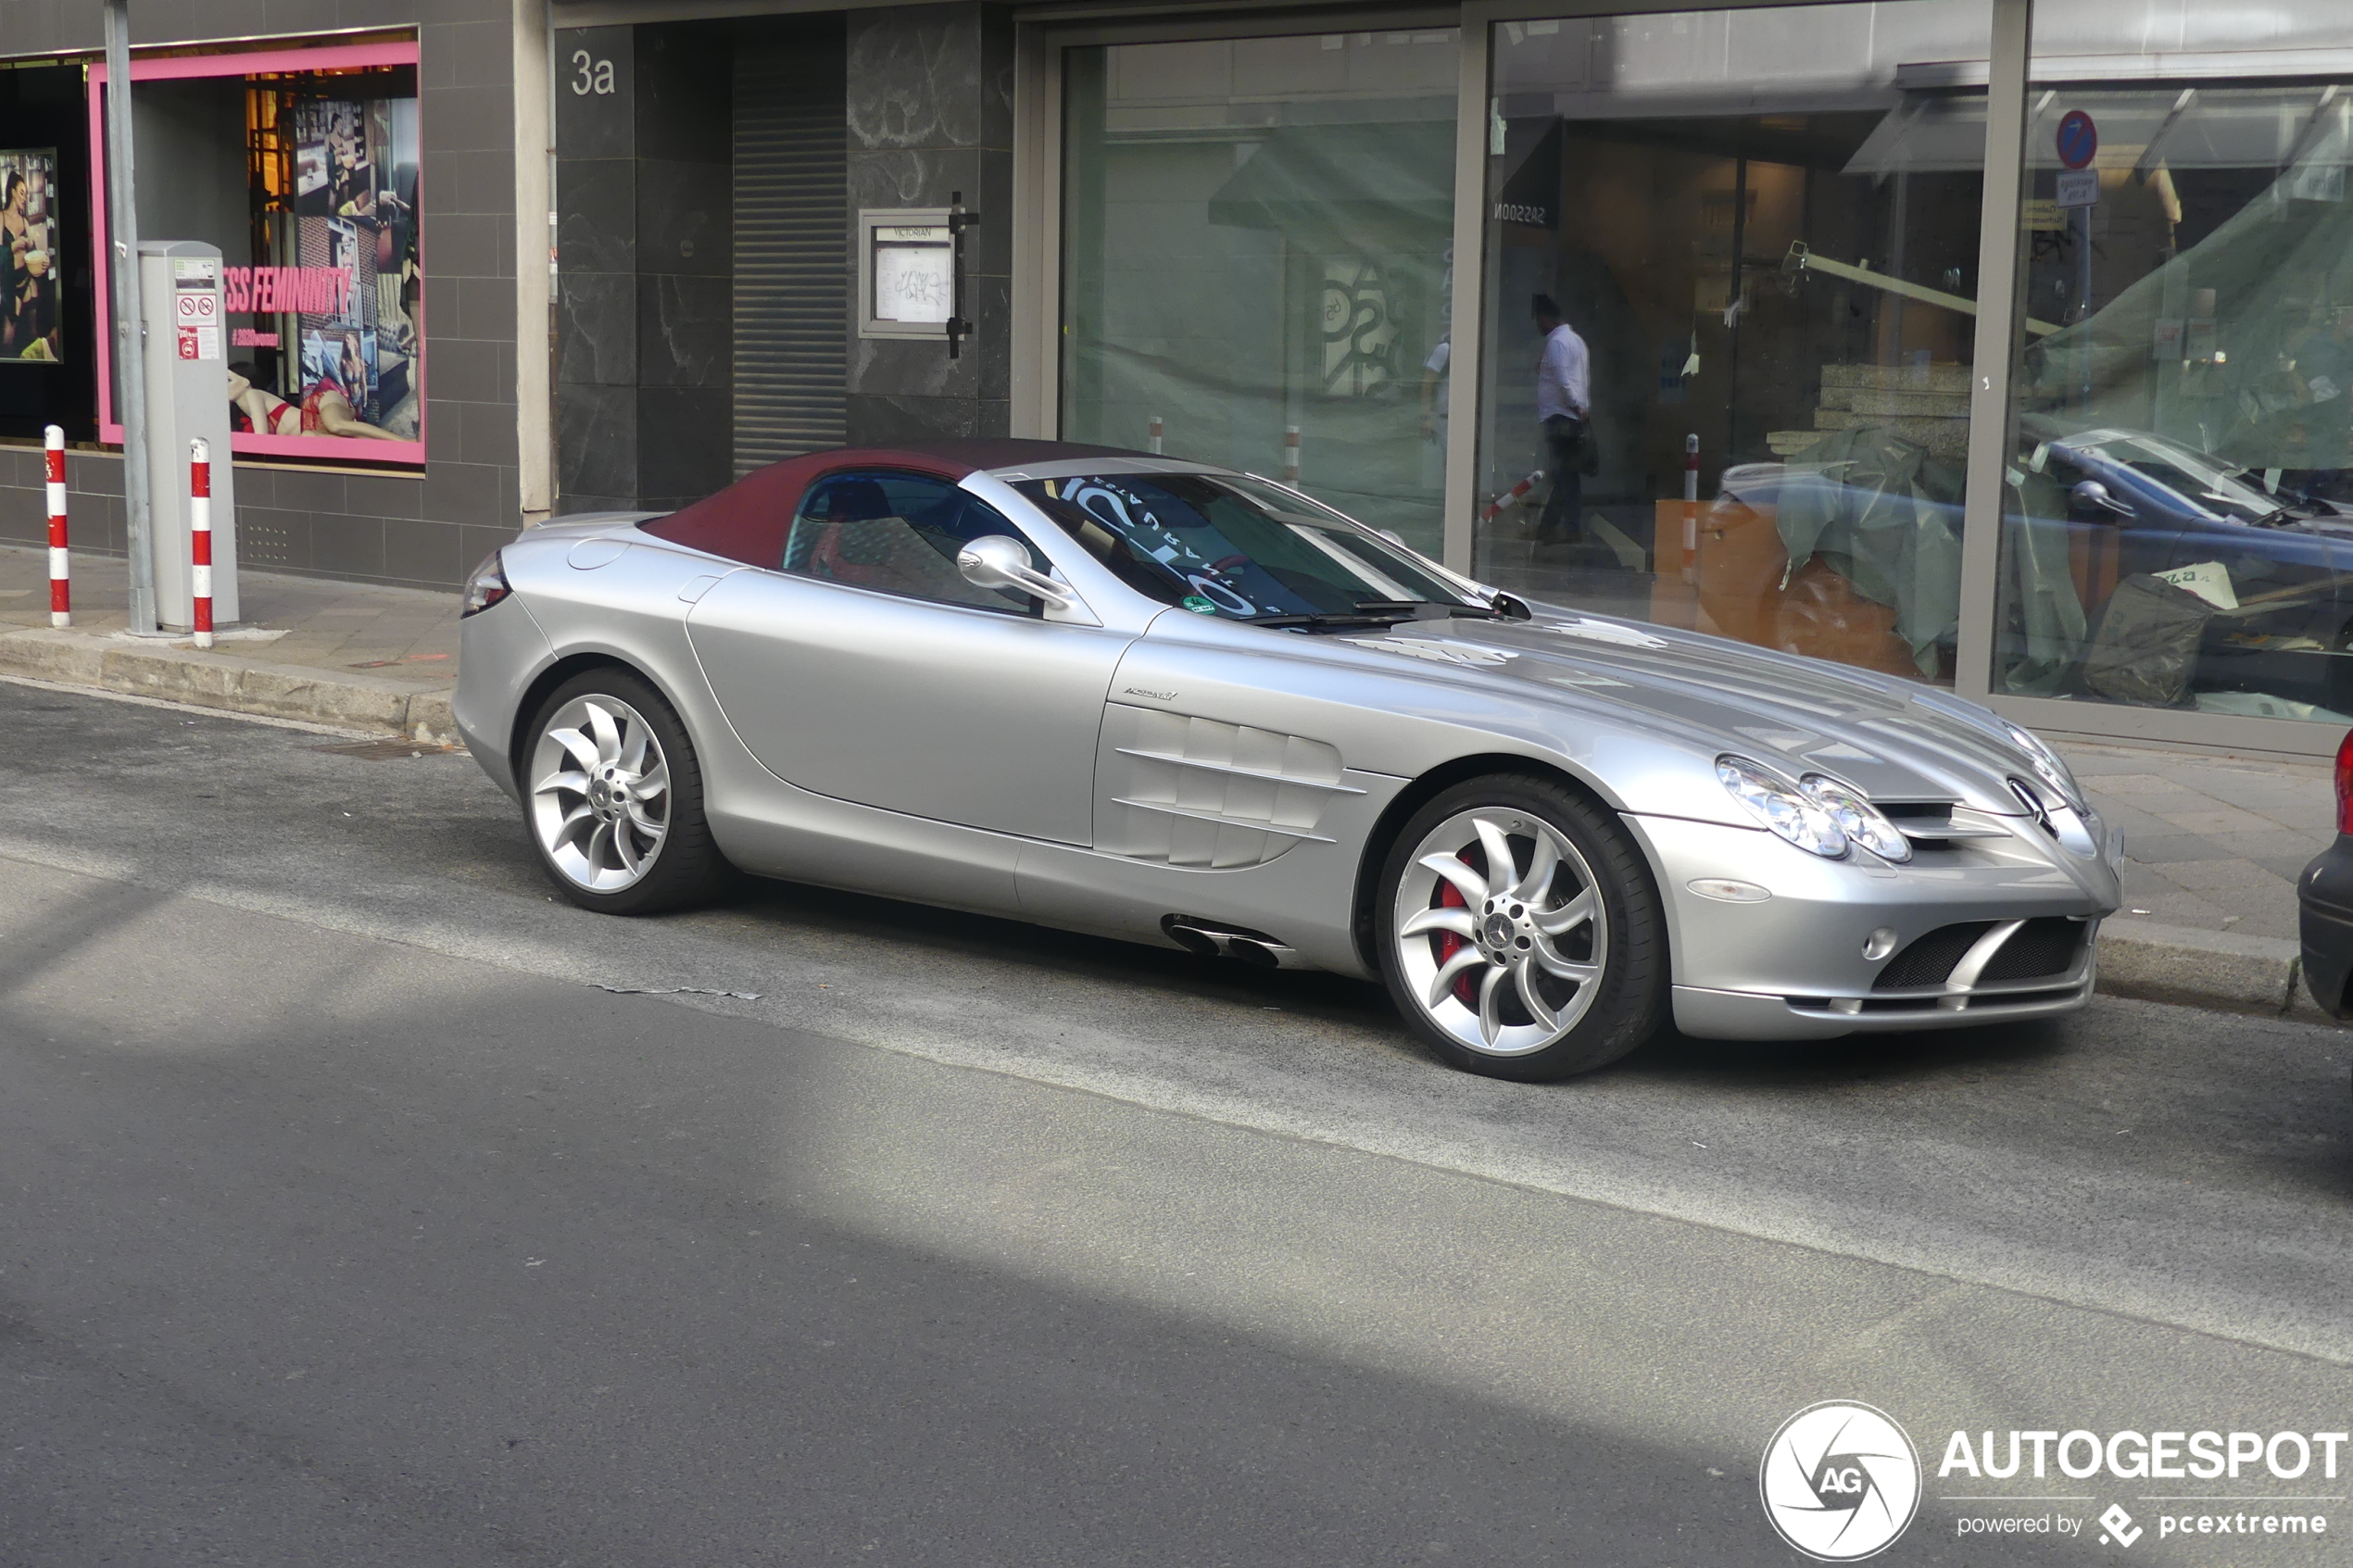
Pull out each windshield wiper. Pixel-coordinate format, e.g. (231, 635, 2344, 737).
(1245, 599, 1430, 631)
(1452, 591, 1532, 621)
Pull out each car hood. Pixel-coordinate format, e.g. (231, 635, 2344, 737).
(1343, 602, 2052, 815)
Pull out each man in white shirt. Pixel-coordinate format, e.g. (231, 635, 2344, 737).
(1531, 295, 1592, 546)
(1418, 334, 1450, 441)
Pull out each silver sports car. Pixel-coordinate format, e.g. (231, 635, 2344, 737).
(455, 440, 2123, 1080)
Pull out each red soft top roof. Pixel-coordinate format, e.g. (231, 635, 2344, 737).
(637, 439, 1144, 569)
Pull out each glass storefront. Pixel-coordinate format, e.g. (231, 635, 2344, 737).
(1032, 0, 2353, 751)
(1994, 4, 2353, 726)
(1059, 31, 1459, 557)
(93, 42, 424, 464)
(1475, 1, 1993, 681)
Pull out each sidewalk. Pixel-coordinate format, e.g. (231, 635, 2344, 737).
(0, 541, 2337, 1022)
(2066, 744, 2336, 1020)
(0, 542, 460, 741)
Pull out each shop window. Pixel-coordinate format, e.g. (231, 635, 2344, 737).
(1476, 2, 1993, 682)
(91, 42, 422, 464)
(1995, 4, 2353, 724)
(1059, 31, 1460, 558)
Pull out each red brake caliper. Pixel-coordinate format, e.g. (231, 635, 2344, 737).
(1431, 850, 1481, 1008)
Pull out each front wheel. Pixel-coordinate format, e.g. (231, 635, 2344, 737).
(1376, 773, 1666, 1080)
(523, 669, 729, 915)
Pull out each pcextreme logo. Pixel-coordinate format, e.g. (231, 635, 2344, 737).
(1761, 1401, 1924, 1561)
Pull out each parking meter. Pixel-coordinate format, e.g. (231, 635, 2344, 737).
(139, 240, 239, 630)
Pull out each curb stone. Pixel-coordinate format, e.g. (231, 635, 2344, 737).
(1, 621, 2340, 1028)
(0, 626, 456, 746)
(2096, 920, 2337, 1024)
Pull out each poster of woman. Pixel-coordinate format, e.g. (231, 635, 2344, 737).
(0, 148, 61, 363)
(291, 326, 401, 440)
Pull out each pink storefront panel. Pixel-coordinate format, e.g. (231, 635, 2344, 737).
(88, 41, 424, 465)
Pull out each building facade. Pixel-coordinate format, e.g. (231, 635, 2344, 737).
(5, 0, 2353, 758)
(0, 1, 536, 588)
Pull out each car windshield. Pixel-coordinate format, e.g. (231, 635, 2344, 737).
(2070, 432, 2284, 523)
(1012, 471, 1482, 622)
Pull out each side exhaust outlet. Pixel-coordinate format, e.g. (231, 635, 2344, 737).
(1161, 915, 1300, 970)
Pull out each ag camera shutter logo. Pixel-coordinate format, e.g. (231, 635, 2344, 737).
(1761, 1401, 1922, 1560)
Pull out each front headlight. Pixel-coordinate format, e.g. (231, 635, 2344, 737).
(2003, 721, 2084, 812)
(1800, 774, 1913, 863)
(1718, 756, 1848, 859)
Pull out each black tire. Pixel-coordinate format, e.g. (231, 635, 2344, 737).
(520, 667, 731, 916)
(1374, 772, 1666, 1080)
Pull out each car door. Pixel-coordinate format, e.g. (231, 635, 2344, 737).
(685, 469, 1134, 846)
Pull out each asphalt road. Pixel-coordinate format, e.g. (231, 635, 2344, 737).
(3, 678, 2351, 1567)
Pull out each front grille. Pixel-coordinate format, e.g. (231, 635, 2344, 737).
(1979, 917, 2086, 982)
(1874, 922, 1994, 990)
(1872, 918, 2088, 991)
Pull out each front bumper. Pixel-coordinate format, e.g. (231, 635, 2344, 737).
(453, 594, 556, 801)
(1628, 810, 2120, 1038)
(1673, 964, 2096, 1040)
(2296, 835, 2353, 1020)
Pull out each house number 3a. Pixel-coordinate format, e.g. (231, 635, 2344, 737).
(571, 50, 616, 95)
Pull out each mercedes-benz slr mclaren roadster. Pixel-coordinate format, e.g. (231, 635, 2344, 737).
(455, 439, 2124, 1080)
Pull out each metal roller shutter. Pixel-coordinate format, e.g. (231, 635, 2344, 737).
(732, 26, 847, 475)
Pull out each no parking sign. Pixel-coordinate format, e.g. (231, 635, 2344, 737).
(2057, 108, 2097, 168)
(2056, 109, 2099, 207)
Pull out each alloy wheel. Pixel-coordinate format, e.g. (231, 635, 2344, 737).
(1390, 807, 1608, 1055)
(529, 694, 673, 893)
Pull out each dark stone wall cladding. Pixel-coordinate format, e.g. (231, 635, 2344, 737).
(553, 3, 1015, 515)
(844, 3, 1014, 445)
(556, 24, 641, 513)
(555, 20, 736, 514)
(0, 0, 522, 591)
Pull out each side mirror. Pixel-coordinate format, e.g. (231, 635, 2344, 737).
(957, 534, 1074, 610)
(2070, 479, 2133, 521)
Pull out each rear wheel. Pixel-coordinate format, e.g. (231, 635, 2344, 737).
(523, 669, 729, 915)
(1376, 773, 1665, 1080)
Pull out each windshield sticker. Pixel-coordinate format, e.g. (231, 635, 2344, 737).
(1542, 617, 1669, 650)
(1346, 636, 1517, 668)
(1181, 594, 1220, 614)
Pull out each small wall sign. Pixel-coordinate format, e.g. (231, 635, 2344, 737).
(856, 197, 981, 355)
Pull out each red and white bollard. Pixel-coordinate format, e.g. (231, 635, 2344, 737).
(189, 437, 214, 649)
(43, 423, 67, 628)
(1681, 433, 1700, 583)
(1480, 469, 1545, 524)
(1148, 414, 1164, 456)
(1282, 424, 1301, 486)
